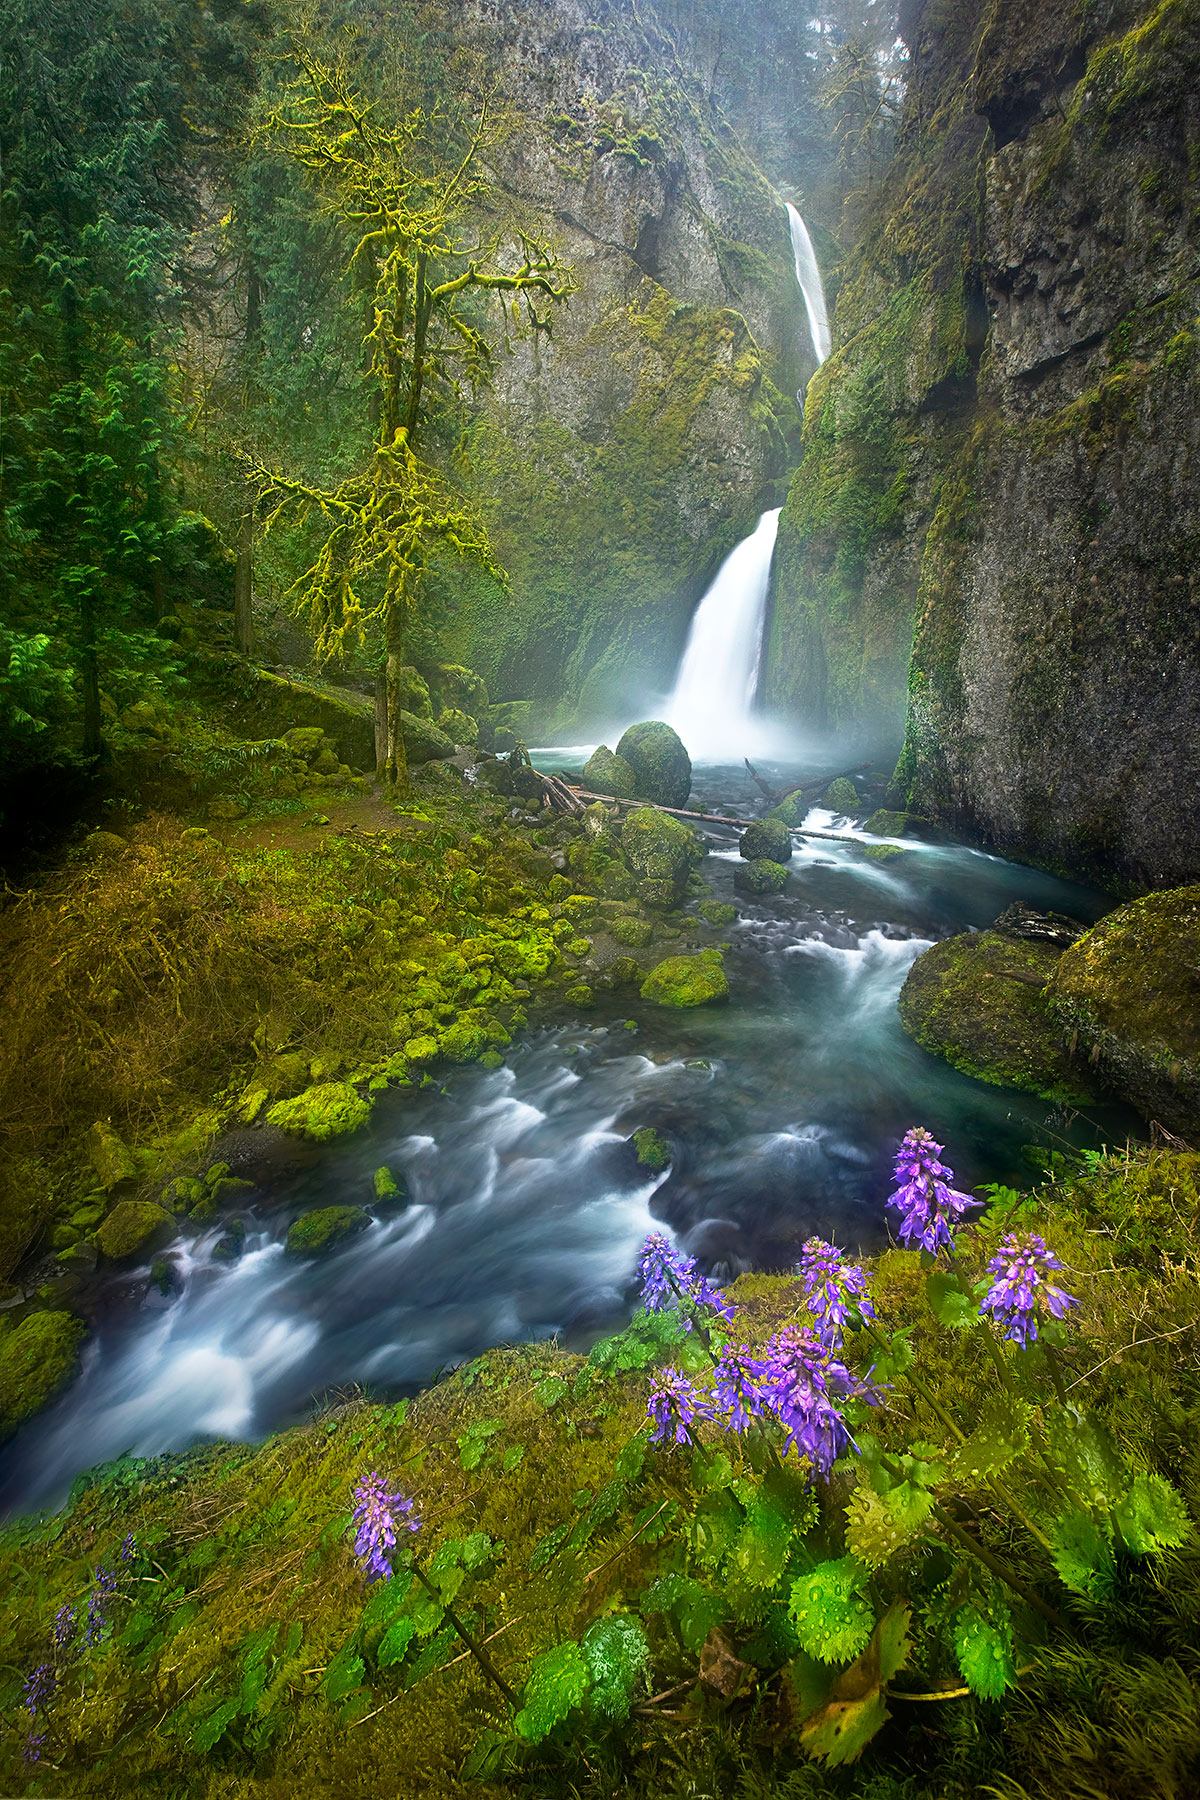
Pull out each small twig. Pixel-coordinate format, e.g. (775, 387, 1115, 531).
(584, 1498, 671, 1584)
(1066, 1321, 1196, 1391)
(635, 1677, 697, 1712)
(891, 1664, 1035, 1702)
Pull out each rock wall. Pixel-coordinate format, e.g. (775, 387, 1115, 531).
(425, 0, 820, 730)
(769, 0, 1200, 889)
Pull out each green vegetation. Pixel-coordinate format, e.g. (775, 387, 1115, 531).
(285, 1207, 372, 1258)
(632, 1128, 672, 1170)
(0, 1312, 86, 1439)
(94, 1202, 175, 1263)
(267, 1083, 374, 1143)
(640, 949, 728, 1007)
(614, 723, 692, 809)
(739, 817, 792, 863)
(734, 858, 792, 895)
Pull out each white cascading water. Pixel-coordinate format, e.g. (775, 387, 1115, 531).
(786, 202, 832, 365)
(661, 203, 830, 763)
(662, 507, 782, 761)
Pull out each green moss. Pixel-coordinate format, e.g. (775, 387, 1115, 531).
(640, 949, 728, 1007)
(739, 817, 792, 863)
(898, 931, 1092, 1103)
(865, 809, 912, 836)
(0, 1311, 86, 1437)
(94, 1200, 175, 1261)
(614, 722, 692, 807)
(563, 983, 595, 1007)
(861, 843, 908, 862)
(632, 1127, 671, 1170)
(697, 899, 737, 925)
(620, 806, 705, 906)
(439, 1020, 487, 1063)
(83, 1119, 137, 1189)
(435, 707, 478, 748)
(733, 858, 790, 895)
(266, 1082, 373, 1142)
(1048, 885, 1200, 1134)
(373, 1167, 403, 1201)
(581, 746, 637, 798)
(611, 915, 653, 948)
(285, 1205, 371, 1257)
(823, 777, 861, 812)
(400, 712, 454, 766)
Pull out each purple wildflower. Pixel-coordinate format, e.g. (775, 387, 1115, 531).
(351, 1471, 419, 1583)
(647, 1368, 713, 1447)
(981, 1232, 1078, 1347)
(83, 1568, 118, 1648)
(23, 1731, 46, 1765)
(887, 1128, 980, 1254)
(798, 1238, 876, 1347)
(118, 1532, 136, 1563)
(22, 1662, 56, 1714)
(761, 1327, 871, 1475)
(637, 1232, 734, 1327)
(711, 1345, 770, 1434)
(52, 1603, 76, 1648)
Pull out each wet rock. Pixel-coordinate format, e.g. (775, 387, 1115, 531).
(373, 1166, 407, 1203)
(611, 915, 653, 948)
(993, 902, 1085, 948)
(864, 808, 914, 836)
(285, 1206, 371, 1258)
(822, 777, 860, 813)
(633, 1127, 671, 1170)
(208, 1177, 256, 1206)
(698, 900, 737, 926)
(640, 949, 728, 1008)
(95, 1201, 175, 1261)
(266, 1081, 373, 1142)
(400, 711, 455, 766)
(57, 1239, 98, 1275)
(1047, 885, 1200, 1136)
(615, 721, 692, 808)
(437, 706, 479, 747)
(0, 1312, 87, 1439)
(82, 829, 129, 859)
(900, 931, 1092, 1103)
(212, 1221, 247, 1263)
(621, 806, 705, 908)
(84, 1120, 137, 1190)
(733, 858, 790, 895)
(161, 1176, 205, 1214)
(564, 983, 595, 1007)
(739, 817, 792, 864)
(582, 745, 637, 798)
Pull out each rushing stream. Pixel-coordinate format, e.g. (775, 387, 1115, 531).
(0, 757, 1129, 1515)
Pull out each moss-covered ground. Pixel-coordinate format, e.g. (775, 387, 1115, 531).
(3, 1146, 1200, 1797)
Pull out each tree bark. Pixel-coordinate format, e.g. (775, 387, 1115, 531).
(233, 504, 254, 655)
(374, 669, 388, 771)
(383, 613, 409, 787)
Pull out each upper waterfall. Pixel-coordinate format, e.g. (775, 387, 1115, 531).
(662, 508, 783, 762)
(786, 203, 831, 366)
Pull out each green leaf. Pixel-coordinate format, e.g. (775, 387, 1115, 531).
(193, 1697, 240, 1753)
(324, 1646, 366, 1703)
(733, 1494, 793, 1589)
(1113, 1472, 1192, 1554)
(642, 1573, 728, 1654)
(950, 1397, 1031, 1484)
(502, 1444, 525, 1473)
(797, 1601, 910, 1767)
(868, 1331, 914, 1385)
(789, 1557, 874, 1664)
(378, 1616, 416, 1668)
(845, 1482, 930, 1568)
(582, 1615, 650, 1722)
(528, 1522, 570, 1572)
(1050, 1509, 1117, 1599)
(460, 1531, 496, 1569)
(953, 1604, 1015, 1699)
(457, 1418, 503, 1470)
(514, 1642, 591, 1743)
(692, 1488, 743, 1571)
(876, 1601, 912, 1683)
(536, 1375, 569, 1409)
(362, 1572, 412, 1627)
(925, 1269, 977, 1330)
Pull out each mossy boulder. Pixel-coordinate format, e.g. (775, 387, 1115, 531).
(899, 932, 1092, 1103)
(401, 711, 455, 766)
(698, 899, 737, 926)
(611, 914, 653, 948)
(84, 1120, 137, 1189)
(440, 1020, 487, 1062)
(95, 1200, 175, 1261)
(266, 1082, 373, 1141)
(865, 809, 912, 837)
(373, 1166, 406, 1203)
(640, 949, 728, 1008)
(1047, 886, 1200, 1136)
(241, 669, 375, 769)
(437, 707, 479, 748)
(769, 793, 803, 827)
(621, 807, 705, 907)
(582, 745, 638, 798)
(428, 664, 489, 722)
(615, 721, 692, 808)
(633, 1127, 671, 1170)
(285, 1206, 371, 1258)
(733, 859, 791, 895)
(739, 817, 792, 864)
(823, 778, 860, 813)
(0, 1312, 87, 1438)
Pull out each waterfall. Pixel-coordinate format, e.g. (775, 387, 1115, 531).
(662, 508, 782, 762)
(786, 203, 831, 367)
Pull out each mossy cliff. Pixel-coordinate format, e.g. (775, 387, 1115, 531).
(768, 0, 1200, 889)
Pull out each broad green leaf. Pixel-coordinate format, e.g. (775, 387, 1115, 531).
(502, 1444, 525, 1473)
(582, 1615, 650, 1722)
(324, 1646, 365, 1703)
(925, 1269, 977, 1330)
(377, 1616, 416, 1668)
(693, 1448, 736, 1491)
(362, 1572, 412, 1626)
(953, 1604, 1015, 1699)
(876, 1601, 912, 1682)
(514, 1642, 591, 1743)
(789, 1557, 873, 1664)
(536, 1375, 570, 1409)
(460, 1531, 496, 1569)
(192, 1697, 240, 1754)
(642, 1573, 728, 1654)
(1050, 1509, 1117, 1599)
(528, 1522, 570, 1572)
(801, 1687, 888, 1765)
(951, 1397, 1031, 1484)
(457, 1418, 503, 1471)
(868, 1331, 914, 1385)
(1113, 1472, 1192, 1554)
(734, 1494, 793, 1589)
(692, 1488, 743, 1571)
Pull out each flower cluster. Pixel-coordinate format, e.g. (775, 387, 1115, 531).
(981, 1232, 1078, 1346)
(83, 1567, 118, 1648)
(887, 1128, 979, 1253)
(798, 1238, 875, 1347)
(637, 1232, 734, 1328)
(711, 1345, 770, 1434)
(648, 1369, 713, 1445)
(351, 1471, 420, 1583)
(52, 1604, 76, 1648)
(21, 1661, 55, 1764)
(762, 1327, 865, 1474)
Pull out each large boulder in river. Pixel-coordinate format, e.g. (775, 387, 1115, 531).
(615, 721, 691, 808)
(266, 1081, 373, 1141)
(285, 1205, 371, 1258)
(95, 1201, 175, 1261)
(582, 744, 638, 798)
(899, 931, 1093, 1103)
(1047, 886, 1200, 1136)
(621, 806, 705, 908)
(740, 817, 792, 864)
(641, 949, 728, 1007)
(734, 858, 790, 896)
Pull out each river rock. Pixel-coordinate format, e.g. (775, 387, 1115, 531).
(1047, 886, 1200, 1136)
(640, 949, 728, 1007)
(285, 1206, 371, 1258)
(733, 858, 790, 895)
(0, 1312, 87, 1440)
(582, 745, 638, 798)
(437, 706, 479, 748)
(621, 806, 705, 907)
(266, 1081, 373, 1141)
(633, 1127, 671, 1169)
(739, 817, 792, 864)
(615, 721, 692, 808)
(95, 1200, 175, 1261)
(400, 711, 455, 766)
(823, 778, 860, 813)
(84, 1119, 137, 1190)
(899, 931, 1092, 1102)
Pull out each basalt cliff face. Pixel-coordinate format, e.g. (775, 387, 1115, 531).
(426, 0, 820, 730)
(769, 0, 1200, 890)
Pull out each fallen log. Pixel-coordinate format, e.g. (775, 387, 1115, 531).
(564, 786, 884, 844)
(745, 759, 875, 806)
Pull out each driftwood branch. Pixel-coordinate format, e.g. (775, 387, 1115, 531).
(745, 759, 874, 806)
(564, 786, 881, 845)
